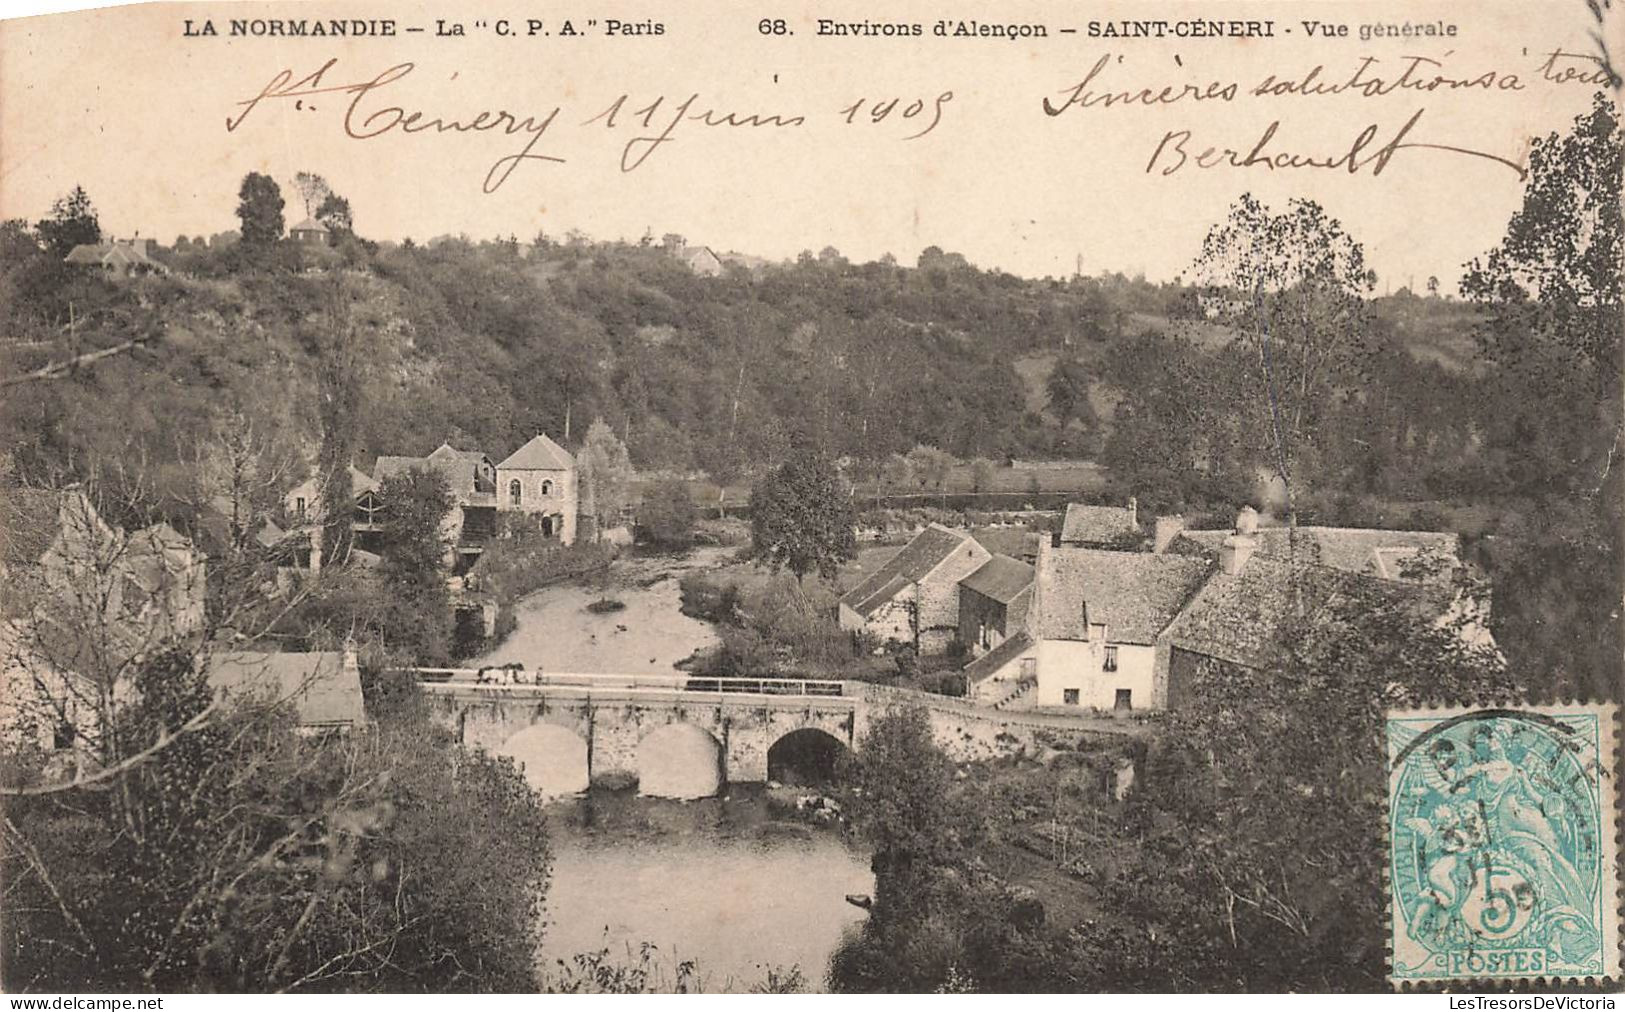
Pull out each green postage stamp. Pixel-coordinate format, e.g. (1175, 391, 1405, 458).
(1387, 703, 1620, 985)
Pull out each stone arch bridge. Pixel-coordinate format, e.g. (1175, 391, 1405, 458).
(414, 671, 1138, 797)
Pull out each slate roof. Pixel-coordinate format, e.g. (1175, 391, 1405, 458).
(377, 444, 493, 502)
(971, 528, 1042, 562)
(1161, 555, 1445, 670)
(1170, 526, 1460, 584)
(498, 433, 574, 471)
(207, 650, 367, 729)
(1036, 547, 1212, 644)
(840, 524, 977, 618)
(371, 455, 426, 481)
(64, 240, 167, 271)
(960, 554, 1034, 604)
(963, 631, 1034, 685)
(1059, 503, 1139, 546)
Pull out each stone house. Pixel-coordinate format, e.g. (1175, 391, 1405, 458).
(288, 217, 331, 245)
(957, 553, 1034, 657)
(1, 488, 207, 761)
(205, 646, 369, 733)
(967, 541, 1211, 712)
(374, 443, 499, 568)
(281, 465, 381, 571)
(838, 524, 991, 653)
(1157, 510, 1490, 706)
(1160, 505, 1464, 584)
(666, 238, 724, 277)
(496, 433, 577, 545)
(63, 236, 170, 276)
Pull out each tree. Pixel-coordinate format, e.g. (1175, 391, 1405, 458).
(905, 445, 956, 506)
(293, 171, 333, 218)
(969, 458, 994, 494)
(2, 649, 552, 991)
(1459, 92, 1623, 701)
(1462, 92, 1621, 385)
(636, 477, 698, 551)
(880, 452, 913, 492)
(375, 467, 454, 665)
(577, 418, 635, 540)
(1187, 194, 1374, 518)
(1044, 356, 1096, 429)
(315, 193, 353, 236)
(748, 449, 856, 583)
(35, 187, 100, 260)
(830, 705, 1001, 992)
(1426, 275, 1439, 297)
(1096, 576, 1514, 991)
(315, 281, 363, 566)
(236, 172, 285, 247)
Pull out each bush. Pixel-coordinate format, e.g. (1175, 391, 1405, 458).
(636, 477, 699, 551)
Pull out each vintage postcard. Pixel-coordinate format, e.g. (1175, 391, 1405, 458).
(0, 0, 1621, 997)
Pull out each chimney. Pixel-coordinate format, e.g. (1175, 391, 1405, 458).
(1031, 539, 1052, 636)
(1236, 505, 1260, 536)
(1219, 532, 1256, 575)
(1127, 496, 1138, 529)
(1153, 515, 1185, 554)
(342, 637, 359, 676)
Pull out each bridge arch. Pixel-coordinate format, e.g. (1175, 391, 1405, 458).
(637, 721, 724, 798)
(496, 721, 589, 798)
(767, 727, 851, 787)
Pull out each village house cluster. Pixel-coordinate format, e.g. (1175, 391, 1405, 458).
(839, 501, 1484, 714)
(0, 488, 368, 771)
(279, 432, 577, 573)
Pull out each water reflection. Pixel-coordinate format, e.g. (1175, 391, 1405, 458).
(499, 723, 589, 797)
(540, 790, 872, 992)
(638, 723, 723, 799)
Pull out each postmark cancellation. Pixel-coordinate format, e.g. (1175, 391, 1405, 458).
(1387, 703, 1621, 985)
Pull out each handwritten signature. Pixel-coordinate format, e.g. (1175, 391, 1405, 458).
(1144, 108, 1527, 179)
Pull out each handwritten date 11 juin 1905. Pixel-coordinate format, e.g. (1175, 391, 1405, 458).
(227, 58, 953, 194)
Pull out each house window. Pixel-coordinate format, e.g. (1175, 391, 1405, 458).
(1114, 689, 1133, 711)
(53, 720, 76, 751)
(1104, 645, 1118, 672)
(295, 496, 306, 520)
(541, 479, 554, 496)
(1063, 688, 1080, 706)
(1019, 657, 1036, 680)
(509, 479, 523, 506)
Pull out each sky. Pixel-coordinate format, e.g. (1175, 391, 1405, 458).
(0, 0, 1616, 286)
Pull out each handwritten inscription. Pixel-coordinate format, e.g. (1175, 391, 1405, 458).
(228, 59, 950, 193)
(1040, 51, 1571, 180)
(224, 46, 1601, 193)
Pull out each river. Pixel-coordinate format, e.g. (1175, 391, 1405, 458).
(539, 791, 872, 992)
(480, 552, 872, 991)
(471, 550, 726, 676)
